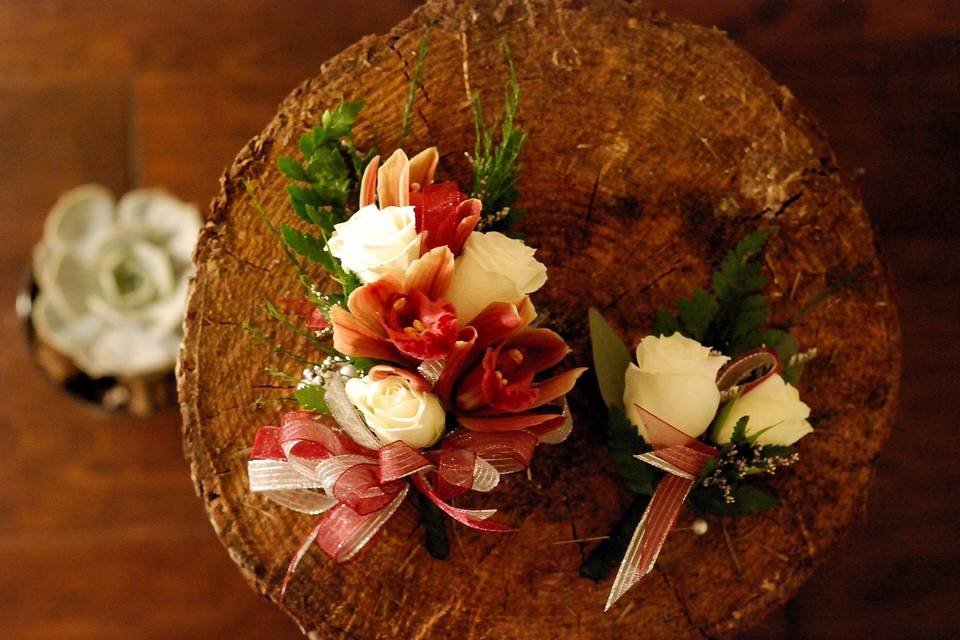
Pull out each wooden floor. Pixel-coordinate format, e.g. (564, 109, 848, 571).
(0, 2, 956, 638)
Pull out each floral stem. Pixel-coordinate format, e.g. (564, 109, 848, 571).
(579, 493, 651, 582)
(415, 486, 450, 560)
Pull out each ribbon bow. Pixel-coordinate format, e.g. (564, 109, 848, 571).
(249, 373, 572, 596)
(605, 348, 781, 611)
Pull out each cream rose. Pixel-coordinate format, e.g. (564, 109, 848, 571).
(624, 333, 729, 441)
(31, 185, 200, 378)
(327, 204, 421, 283)
(711, 374, 813, 446)
(444, 231, 548, 324)
(344, 373, 446, 449)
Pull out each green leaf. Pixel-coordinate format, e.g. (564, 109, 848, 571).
(471, 40, 528, 231)
(653, 308, 681, 337)
(730, 416, 750, 445)
(689, 483, 777, 517)
(294, 385, 329, 414)
(588, 308, 630, 409)
(298, 133, 315, 157)
(712, 228, 772, 301)
(607, 407, 656, 495)
(280, 225, 331, 268)
(321, 100, 364, 138)
(400, 23, 432, 144)
(277, 156, 310, 182)
(677, 288, 719, 341)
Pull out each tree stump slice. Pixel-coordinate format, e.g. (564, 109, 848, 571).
(178, 1, 900, 638)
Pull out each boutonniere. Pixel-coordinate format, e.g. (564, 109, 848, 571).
(585, 229, 817, 610)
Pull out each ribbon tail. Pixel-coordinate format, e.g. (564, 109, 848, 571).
(280, 521, 324, 601)
(604, 474, 694, 611)
(413, 473, 515, 532)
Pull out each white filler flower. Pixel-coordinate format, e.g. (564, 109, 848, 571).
(31, 185, 201, 378)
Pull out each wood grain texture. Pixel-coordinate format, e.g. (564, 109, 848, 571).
(178, 1, 900, 638)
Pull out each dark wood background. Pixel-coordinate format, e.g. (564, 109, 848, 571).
(0, 1, 955, 638)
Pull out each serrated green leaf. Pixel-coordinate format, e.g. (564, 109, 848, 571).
(653, 308, 681, 337)
(730, 294, 769, 341)
(712, 228, 772, 301)
(689, 483, 777, 517)
(277, 156, 310, 182)
(294, 385, 329, 414)
(730, 416, 750, 444)
(299, 133, 315, 157)
(589, 308, 631, 409)
(321, 100, 364, 138)
(281, 225, 331, 268)
(677, 288, 719, 341)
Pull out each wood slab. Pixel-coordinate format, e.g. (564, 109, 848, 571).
(178, 1, 900, 637)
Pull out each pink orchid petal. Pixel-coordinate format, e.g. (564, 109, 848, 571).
(408, 146, 439, 189)
(469, 297, 537, 351)
(434, 326, 478, 406)
(346, 277, 402, 330)
(377, 149, 410, 208)
(331, 305, 402, 362)
(506, 328, 573, 376)
(404, 246, 455, 299)
(358, 155, 380, 208)
(528, 367, 588, 408)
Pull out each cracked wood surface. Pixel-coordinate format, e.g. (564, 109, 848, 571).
(178, 1, 900, 637)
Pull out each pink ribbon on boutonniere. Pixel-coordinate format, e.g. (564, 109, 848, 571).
(604, 348, 781, 611)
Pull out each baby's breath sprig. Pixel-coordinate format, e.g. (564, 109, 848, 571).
(690, 416, 799, 516)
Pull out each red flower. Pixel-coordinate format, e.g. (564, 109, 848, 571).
(360, 148, 480, 256)
(331, 246, 459, 362)
(432, 298, 586, 434)
(410, 182, 481, 256)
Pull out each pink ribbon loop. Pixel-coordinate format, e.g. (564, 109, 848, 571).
(248, 410, 545, 598)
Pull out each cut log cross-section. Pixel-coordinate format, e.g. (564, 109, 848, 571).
(178, 1, 900, 638)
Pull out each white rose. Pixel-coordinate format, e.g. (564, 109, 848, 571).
(712, 374, 813, 446)
(345, 373, 446, 449)
(327, 204, 421, 283)
(624, 333, 729, 441)
(444, 231, 548, 324)
(31, 185, 200, 378)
